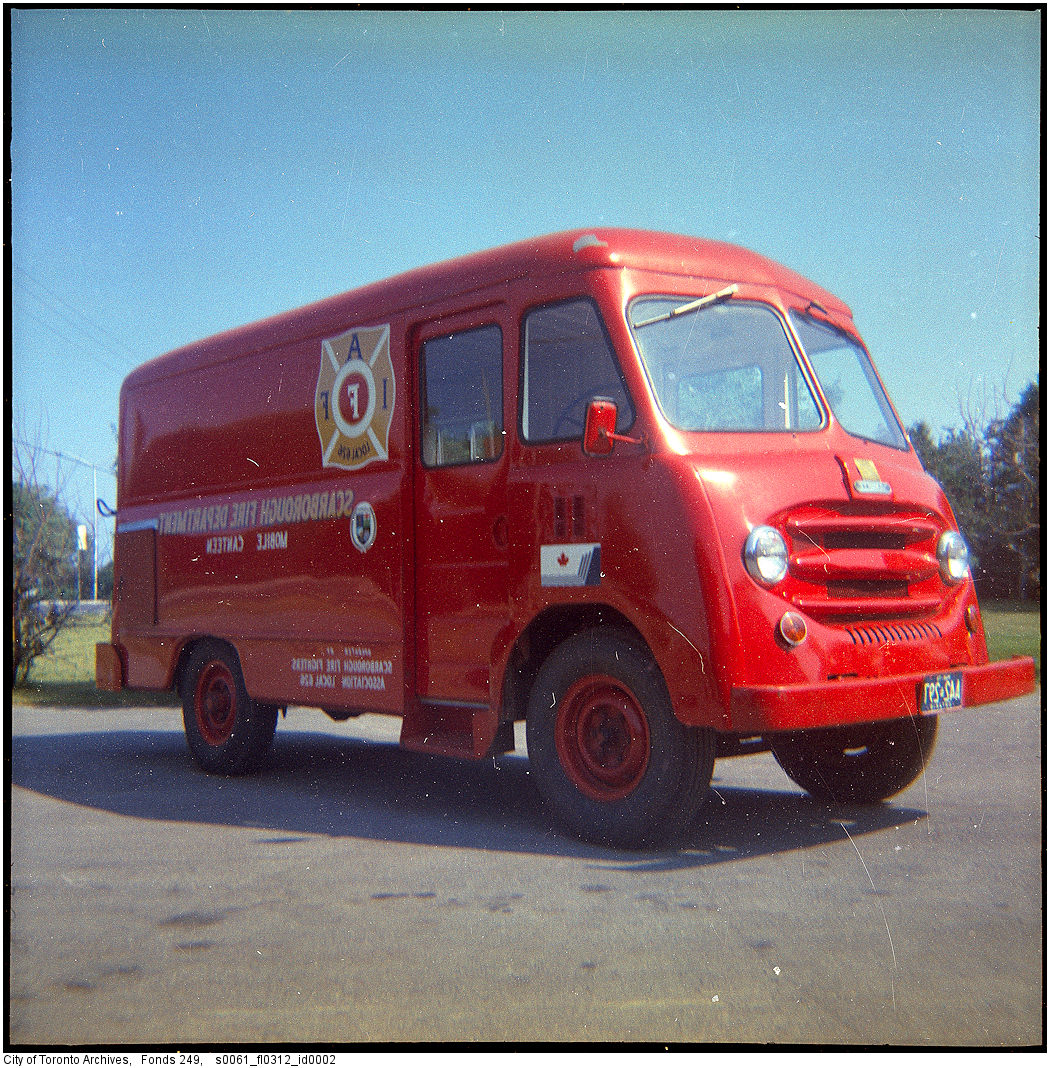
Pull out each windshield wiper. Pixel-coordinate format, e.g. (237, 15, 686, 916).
(631, 284, 738, 329)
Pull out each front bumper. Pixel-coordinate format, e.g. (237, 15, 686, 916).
(730, 656, 1035, 733)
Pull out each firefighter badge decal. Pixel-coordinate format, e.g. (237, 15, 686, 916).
(316, 324, 395, 470)
(351, 501, 377, 553)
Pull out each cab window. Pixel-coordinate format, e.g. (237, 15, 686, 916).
(521, 299, 634, 443)
(789, 311, 908, 450)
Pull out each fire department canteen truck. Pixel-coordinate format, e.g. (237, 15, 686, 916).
(97, 229, 1035, 848)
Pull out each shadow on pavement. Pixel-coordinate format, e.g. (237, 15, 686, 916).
(10, 726, 924, 866)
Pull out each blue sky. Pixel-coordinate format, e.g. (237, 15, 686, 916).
(10, 8, 1041, 564)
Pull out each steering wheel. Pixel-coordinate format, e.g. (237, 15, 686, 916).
(551, 387, 620, 438)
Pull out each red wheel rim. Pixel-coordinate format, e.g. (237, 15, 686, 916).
(555, 675, 650, 801)
(195, 662, 237, 746)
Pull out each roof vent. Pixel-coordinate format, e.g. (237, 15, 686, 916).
(572, 234, 608, 254)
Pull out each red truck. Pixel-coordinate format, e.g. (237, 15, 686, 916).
(97, 229, 1035, 847)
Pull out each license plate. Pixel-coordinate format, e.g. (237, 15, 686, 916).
(919, 671, 964, 712)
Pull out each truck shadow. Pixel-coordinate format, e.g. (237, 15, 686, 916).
(9, 727, 924, 866)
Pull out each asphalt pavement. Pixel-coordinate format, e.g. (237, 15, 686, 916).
(7, 692, 1043, 1046)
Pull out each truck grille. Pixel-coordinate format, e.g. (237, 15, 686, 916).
(783, 508, 943, 621)
(846, 620, 943, 646)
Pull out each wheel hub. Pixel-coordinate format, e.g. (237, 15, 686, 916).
(196, 663, 236, 745)
(556, 675, 650, 801)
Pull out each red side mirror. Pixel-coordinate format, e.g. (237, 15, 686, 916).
(583, 398, 617, 456)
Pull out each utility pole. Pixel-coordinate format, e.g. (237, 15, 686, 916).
(92, 465, 98, 599)
(17, 440, 106, 602)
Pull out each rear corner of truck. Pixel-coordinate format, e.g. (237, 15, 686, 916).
(95, 639, 125, 692)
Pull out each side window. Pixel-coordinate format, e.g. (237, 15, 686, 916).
(521, 299, 634, 443)
(421, 324, 503, 466)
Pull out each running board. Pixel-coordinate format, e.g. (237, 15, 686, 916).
(400, 699, 508, 759)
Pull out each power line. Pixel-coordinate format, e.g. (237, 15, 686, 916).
(11, 438, 112, 475)
(14, 264, 139, 359)
(12, 295, 127, 377)
(13, 265, 140, 368)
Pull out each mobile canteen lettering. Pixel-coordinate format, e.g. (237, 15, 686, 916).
(205, 534, 244, 555)
(316, 324, 396, 471)
(256, 530, 288, 551)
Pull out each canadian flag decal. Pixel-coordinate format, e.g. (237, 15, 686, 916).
(541, 544, 602, 588)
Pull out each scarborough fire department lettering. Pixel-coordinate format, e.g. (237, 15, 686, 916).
(316, 324, 395, 471)
(158, 489, 355, 539)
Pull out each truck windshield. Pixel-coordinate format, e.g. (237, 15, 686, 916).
(788, 310, 908, 450)
(628, 296, 823, 432)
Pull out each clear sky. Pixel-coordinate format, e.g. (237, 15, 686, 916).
(10, 8, 1041, 565)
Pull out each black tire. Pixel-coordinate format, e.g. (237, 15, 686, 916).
(767, 715, 938, 805)
(181, 641, 278, 775)
(526, 628, 714, 849)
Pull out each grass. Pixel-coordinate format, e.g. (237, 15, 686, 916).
(12, 615, 177, 709)
(981, 600, 1042, 682)
(10, 600, 1041, 708)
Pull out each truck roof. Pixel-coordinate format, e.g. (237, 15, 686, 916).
(123, 228, 853, 388)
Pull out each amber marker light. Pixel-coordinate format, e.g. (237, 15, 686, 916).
(779, 611, 808, 647)
(965, 604, 981, 633)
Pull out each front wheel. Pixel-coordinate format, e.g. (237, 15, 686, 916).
(526, 629, 714, 848)
(181, 641, 278, 775)
(767, 715, 938, 804)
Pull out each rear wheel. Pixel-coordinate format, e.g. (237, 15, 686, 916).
(526, 629, 714, 848)
(181, 641, 278, 775)
(768, 715, 938, 804)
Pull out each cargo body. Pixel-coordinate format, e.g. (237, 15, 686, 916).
(98, 229, 1035, 846)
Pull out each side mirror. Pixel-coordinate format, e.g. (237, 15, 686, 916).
(583, 397, 643, 455)
(583, 398, 618, 456)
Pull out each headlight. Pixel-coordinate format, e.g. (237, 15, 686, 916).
(937, 530, 970, 583)
(744, 525, 789, 585)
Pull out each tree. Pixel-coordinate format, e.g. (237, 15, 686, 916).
(987, 380, 1040, 600)
(909, 378, 1041, 602)
(97, 559, 115, 601)
(909, 420, 994, 571)
(12, 439, 80, 685)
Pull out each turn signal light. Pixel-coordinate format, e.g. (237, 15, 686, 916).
(779, 611, 808, 647)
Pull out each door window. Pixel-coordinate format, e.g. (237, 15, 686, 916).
(421, 324, 503, 466)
